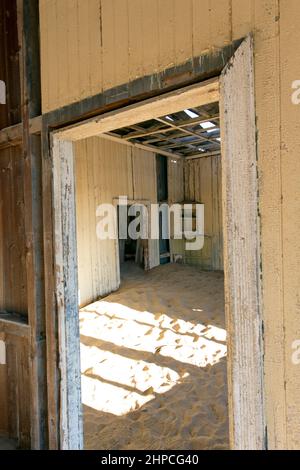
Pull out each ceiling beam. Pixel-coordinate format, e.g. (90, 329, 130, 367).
(100, 132, 183, 160)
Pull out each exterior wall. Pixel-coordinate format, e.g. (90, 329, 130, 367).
(75, 137, 158, 307)
(39, 0, 300, 449)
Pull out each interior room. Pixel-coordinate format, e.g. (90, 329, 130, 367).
(75, 102, 228, 450)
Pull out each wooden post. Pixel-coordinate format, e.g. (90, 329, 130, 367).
(220, 35, 265, 449)
(18, 0, 47, 449)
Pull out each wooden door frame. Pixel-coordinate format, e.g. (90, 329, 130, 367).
(46, 36, 265, 450)
(112, 197, 153, 276)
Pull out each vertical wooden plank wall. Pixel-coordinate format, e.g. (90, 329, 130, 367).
(171, 155, 223, 271)
(74, 137, 158, 307)
(0, 145, 27, 313)
(0, 0, 44, 449)
(0, 326, 30, 448)
(280, 0, 300, 449)
(168, 159, 184, 205)
(0, 0, 30, 449)
(0, 0, 21, 128)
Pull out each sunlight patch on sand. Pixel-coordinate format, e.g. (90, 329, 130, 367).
(80, 301, 226, 416)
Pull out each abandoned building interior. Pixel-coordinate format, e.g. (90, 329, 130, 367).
(75, 103, 227, 449)
(0, 0, 300, 452)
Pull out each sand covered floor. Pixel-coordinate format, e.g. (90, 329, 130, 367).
(80, 263, 229, 450)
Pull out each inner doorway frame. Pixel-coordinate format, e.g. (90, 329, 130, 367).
(46, 36, 265, 450)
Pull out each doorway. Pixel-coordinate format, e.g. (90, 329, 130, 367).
(48, 37, 265, 450)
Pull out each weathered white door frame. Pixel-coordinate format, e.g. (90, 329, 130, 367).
(50, 36, 265, 450)
(220, 35, 265, 449)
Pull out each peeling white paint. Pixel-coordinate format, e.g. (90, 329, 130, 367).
(0, 80, 6, 104)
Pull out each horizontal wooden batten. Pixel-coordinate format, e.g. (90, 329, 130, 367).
(0, 123, 22, 149)
(0, 313, 29, 339)
(0, 117, 42, 150)
(100, 132, 183, 160)
(186, 150, 221, 160)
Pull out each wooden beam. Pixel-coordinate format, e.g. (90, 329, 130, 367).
(155, 117, 220, 147)
(122, 114, 220, 141)
(29, 115, 42, 135)
(0, 116, 41, 150)
(185, 150, 221, 160)
(0, 123, 22, 149)
(102, 132, 183, 160)
(18, 0, 47, 450)
(55, 78, 220, 142)
(0, 314, 29, 339)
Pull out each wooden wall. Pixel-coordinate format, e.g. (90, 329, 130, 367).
(168, 155, 223, 271)
(168, 158, 184, 205)
(0, 145, 30, 448)
(0, 0, 21, 129)
(185, 155, 223, 270)
(39, 0, 300, 449)
(0, 145, 27, 314)
(0, 322, 31, 448)
(75, 137, 158, 307)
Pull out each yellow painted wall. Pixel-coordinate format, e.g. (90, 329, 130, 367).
(40, 0, 300, 449)
(75, 137, 158, 306)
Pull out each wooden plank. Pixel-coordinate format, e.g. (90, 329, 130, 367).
(0, 316, 29, 338)
(7, 342, 18, 439)
(38, 0, 49, 113)
(192, 0, 210, 57)
(141, 0, 160, 77)
(232, 0, 253, 40)
(74, 140, 93, 307)
(220, 36, 265, 449)
(19, 0, 46, 449)
(200, 157, 213, 269)
(0, 123, 22, 149)
(174, 0, 193, 65)
(0, 332, 8, 435)
(253, 0, 285, 450)
(158, 0, 175, 70)
(280, 0, 300, 450)
(168, 158, 184, 204)
(209, 0, 232, 49)
(128, 0, 143, 82)
(52, 137, 83, 450)
(87, 0, 102, 97)
(17, 338, 30, 448)
(66, 1, 80, 107)
(0, 145, 27, 313)
(100, 132, 183, 160)
(55, 78, 220, 141)
(212, 155, 223, 270)
(29, 116, 42, 135)
(77, 0, 91, 101)
(42, 126, 60, 449)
